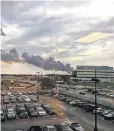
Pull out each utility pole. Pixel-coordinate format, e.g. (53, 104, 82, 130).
(94, 69, 98, 131)
(36, 72, 40, 100)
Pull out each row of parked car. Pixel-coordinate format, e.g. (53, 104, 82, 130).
(15, 122, 84, 131)
(87, 89, 114, 98)
(2, 92, 38, 104)
(57, 94, 114, 121)
(1, 102, 57, 121)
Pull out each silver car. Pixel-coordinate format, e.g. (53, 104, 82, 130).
(7, 108, 16, 119)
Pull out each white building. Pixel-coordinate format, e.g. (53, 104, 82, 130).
(71, 66, 114, 82)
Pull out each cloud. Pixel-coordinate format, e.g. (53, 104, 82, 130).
(75, 32, 114, 43)
(1, 0, 114, 69)
(1, 48, 73, 73)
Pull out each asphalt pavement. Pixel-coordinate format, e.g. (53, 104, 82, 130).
(60, 88, 114, 109)
(1, 95, 114, 131)
(63, 102, 114, 131)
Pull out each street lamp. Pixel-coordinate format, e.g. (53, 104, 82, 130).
(36, 72, 40, 100)
(91, 69, 98, 131)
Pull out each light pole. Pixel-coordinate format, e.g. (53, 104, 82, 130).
(36, 72, 40, 100)
(94, 69, 98, 131)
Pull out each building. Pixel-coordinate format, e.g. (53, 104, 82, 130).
(71, 66, 114, 82)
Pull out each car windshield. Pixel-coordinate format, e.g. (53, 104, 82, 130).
(49, 128, 56, 131)
(61, 125, 69, 130)
(71, 123, 80, 127)
(20, 109, 26, 112)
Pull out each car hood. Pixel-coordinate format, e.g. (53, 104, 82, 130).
(39, 111, 45, 113)
(74, 127, 84, 131)
(20, 112, 27, 115)
(31, 112, 37, 115)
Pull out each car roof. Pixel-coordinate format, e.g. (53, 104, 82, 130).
(46, 126, 55, 128)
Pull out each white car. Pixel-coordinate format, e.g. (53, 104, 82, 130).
(25, 98, 31, 102)
(36, 107, 46, 116)
(7, 92, 11, 96)
(7, 108, 16, 119)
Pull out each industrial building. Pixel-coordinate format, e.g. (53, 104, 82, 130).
(71, 66, 114, 82)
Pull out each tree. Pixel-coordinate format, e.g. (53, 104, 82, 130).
(40, 77, 55, 94)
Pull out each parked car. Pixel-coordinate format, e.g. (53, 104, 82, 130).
(100, 110, 112, 117)
(77, 102, 86, 108)
(79, 92, 85, 95)
(65, 98, 73, 103)
(31, 97, 37, 102)
(85, 104, 98, 112)
(55, 123, 73, 131)
(24, 98, 31, 103)
(34, 103, 41, 108)
(10, 97, 16, 103)
(16, 104, 24, 113)
(36, 107, 46, 116)
(17, 97, 24, 103)
(27, 108, 38, 117)
(18, 107, 28, 118)
(104, 111, 114, 120)
(3, 97, 10, 104)
(93, 108, 104, 115)
(43, 126, 57, 131)
(6, 108, 16, 119)
(41, 104, 50, 110)
(0, 110, 5, 121)
(68, 122, 84, 131)
(6, 104, 13, 109)
(24, 103, 34, 110)
(69, 100, 79, 105)
(45, 107, 56, 115)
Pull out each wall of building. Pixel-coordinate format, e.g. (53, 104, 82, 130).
(72, 66, 114, 83)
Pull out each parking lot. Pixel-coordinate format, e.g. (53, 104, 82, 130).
(1, 92, 64, 123)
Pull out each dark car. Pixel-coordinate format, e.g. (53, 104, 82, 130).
(17, 97, 24, 103)
(77, 102, 86, 108)
(28, 108, 38, 117)
(85, 104, 99, 112)
(92, 90, 98, 94)
(0, 110, 5, 121)
(45, 107, 56, 115)
(41, 104, 50, 110)
(65, 98, 72, 103)
(43, 126, 57, 131)
(16, 104, 24, 113)
(79, 92, 85, 95)
(18, 107, 28, 118)
(62, 97, 69, 102)
(24, 103, 34, 110)
(68, 122, 84, 131)
(55, 123, 73, 131)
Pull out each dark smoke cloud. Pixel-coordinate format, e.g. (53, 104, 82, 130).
(1, 48, 21, 62)
(1, 48, 73, 73)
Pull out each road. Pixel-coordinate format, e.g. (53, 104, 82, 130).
(64, 102, 114, 131)
(60, 88, 114, 109)
(1, 96, 114, 131)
